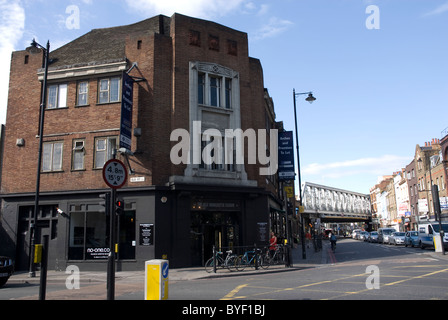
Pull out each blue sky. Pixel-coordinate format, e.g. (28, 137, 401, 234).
(1, 0, 447, 194)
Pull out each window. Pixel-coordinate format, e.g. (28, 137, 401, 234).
(94, 136, 117, 168)
(210, 76, 220, 107)
(198, 73, 232, 109)
(68, 202, 135, 260)
(72, 139, 85, 170)
(98, 77, 120, 104)
(77, 81, 89, 106)
(42, 142, 63, 172)
(199, 135, 235, 172)
(47, 84, 67, 109)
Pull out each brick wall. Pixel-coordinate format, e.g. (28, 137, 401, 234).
(2, 14, 278, 195)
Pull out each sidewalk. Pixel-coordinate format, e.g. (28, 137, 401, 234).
(8, 243, 327, 285)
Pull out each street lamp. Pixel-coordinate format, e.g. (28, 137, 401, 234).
(29, 39, 50, 277)
(293, 89, 316, 259)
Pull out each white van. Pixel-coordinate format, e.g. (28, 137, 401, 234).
(418, 222, 448, 250)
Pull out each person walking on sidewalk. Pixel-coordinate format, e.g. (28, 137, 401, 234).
(329, 232, 337, 252)
(269, 232, 278, 257)
(305, 230, 312, 249)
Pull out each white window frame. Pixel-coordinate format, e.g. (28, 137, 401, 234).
(77, 81, 89, 106)
(98, 77, 121, 104)
(47, 84, 67, 109)
(42, 141, 64, 172)
(72, 139, 85, 171)
(94, 136, 117, 169)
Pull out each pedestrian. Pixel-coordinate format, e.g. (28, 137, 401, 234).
(269, 231, 277, 257)
(329, 232, 337, 251)
(305, 230, 312, 248)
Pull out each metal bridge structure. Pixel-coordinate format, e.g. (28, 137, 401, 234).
(302, 182, 371, 223)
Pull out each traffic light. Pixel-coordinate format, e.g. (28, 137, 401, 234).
(99, 193, 111, 214)
(116, 199, 124, 215)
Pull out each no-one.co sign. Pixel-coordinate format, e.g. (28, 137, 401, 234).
(102, 159, 127, 189)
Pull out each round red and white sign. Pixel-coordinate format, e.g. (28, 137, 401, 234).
(102, 159, 128, 189)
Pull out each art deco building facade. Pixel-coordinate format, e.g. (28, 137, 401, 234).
(0, 14, 286, 270)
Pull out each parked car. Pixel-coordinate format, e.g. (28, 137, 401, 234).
(359, 231, 369, 241)
(389, 232, 406, 245)
(0, 256, 14, 287)
(352, 229, 363, 239)
(378, 228, 396, 244)
(368, 231, 378, 243)
(404, 231, 419, 247)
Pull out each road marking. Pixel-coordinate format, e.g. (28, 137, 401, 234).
(384, 267, 448, 287)
(221, 284, 248, 300)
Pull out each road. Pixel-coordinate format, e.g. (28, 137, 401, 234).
(1, 238, 447, 302)
(166, 238, 448, 300)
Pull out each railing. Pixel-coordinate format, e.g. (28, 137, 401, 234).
(208, 244, 291, 273)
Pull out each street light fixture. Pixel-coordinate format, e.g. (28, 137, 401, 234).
(29, 39, 51, 277)
(293, 89, 316, 259)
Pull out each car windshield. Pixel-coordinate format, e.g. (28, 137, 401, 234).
(383, 230, 394, 235)
(432, 224, 448, 232)
(396, 232, 405, 236)
(371, 232, 378, 235)
(409, 231, 418, 236)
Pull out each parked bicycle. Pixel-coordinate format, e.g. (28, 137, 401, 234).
(261, 245, 285, 268)
(205, 250, 238, 273)
(235, 248, 265, 271)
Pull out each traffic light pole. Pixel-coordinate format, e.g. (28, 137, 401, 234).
(107, 188, 116, 300)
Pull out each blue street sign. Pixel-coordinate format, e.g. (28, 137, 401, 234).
(278, 131, 295, 181)
(120, 72, 134, 152)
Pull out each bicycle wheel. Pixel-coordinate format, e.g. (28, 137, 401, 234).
(235, 255, 247, 271)
(226, 255, 238, 271)
(205, 257, 220, 273)
(257, 252, 268, 269)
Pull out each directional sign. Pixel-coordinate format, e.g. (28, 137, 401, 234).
(102, 159, 128, 189)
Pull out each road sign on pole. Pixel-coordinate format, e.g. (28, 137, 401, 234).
(102, 159, 127, 189)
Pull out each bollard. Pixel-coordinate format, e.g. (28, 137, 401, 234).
(145, 260, 169, 300)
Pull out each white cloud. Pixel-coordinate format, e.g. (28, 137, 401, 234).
(253, 16, 294, 40)
(423, 1, 448, 17)
(124, 0, 246, 19)
(0, 0, 25, 124)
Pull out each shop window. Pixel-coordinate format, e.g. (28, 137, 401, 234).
(68, 202, 136, 261)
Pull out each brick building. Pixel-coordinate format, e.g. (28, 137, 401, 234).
(0, 14, 286, 270)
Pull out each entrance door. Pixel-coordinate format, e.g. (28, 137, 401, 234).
(118, 210, 136, 260)
(190, 211, 239, 266)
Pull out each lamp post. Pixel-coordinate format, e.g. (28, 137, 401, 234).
(293, 89, 316, 259)
(29, 39, 50, 277)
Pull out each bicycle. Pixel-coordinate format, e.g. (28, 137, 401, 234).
(235, 248, 264, 271)
(262, 245, 284, 268)
(205, 250, 238, 273)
